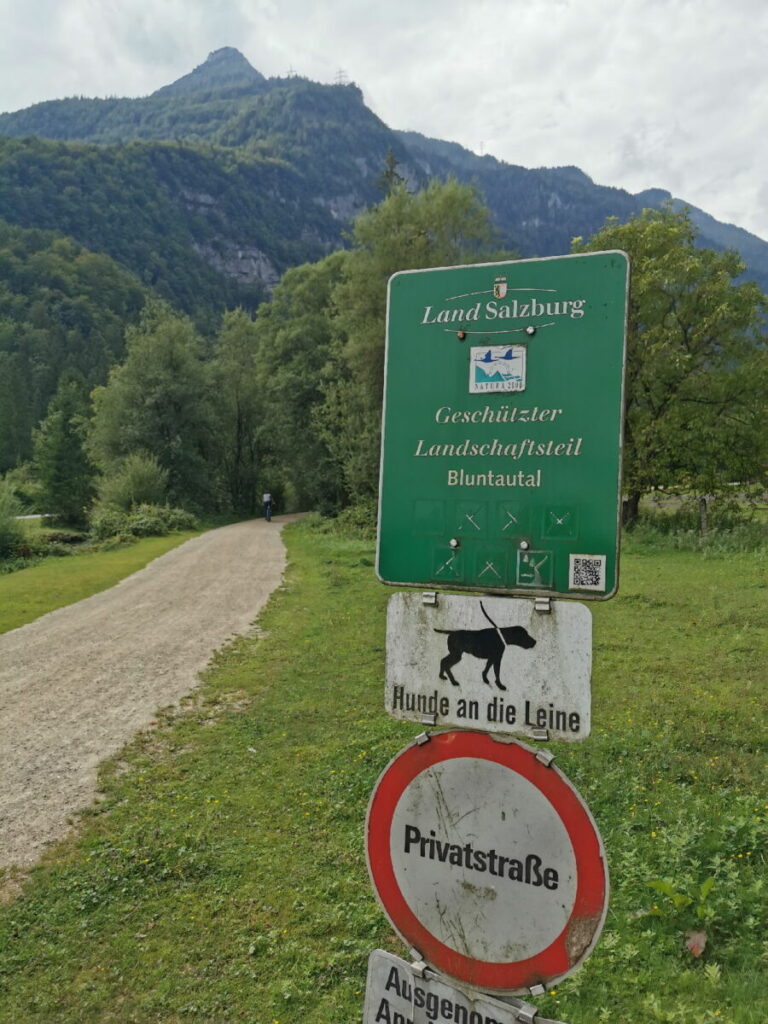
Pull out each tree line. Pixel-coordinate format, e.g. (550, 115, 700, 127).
(2, 179, 766, 540)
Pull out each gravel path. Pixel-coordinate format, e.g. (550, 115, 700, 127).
(0, 517, 294, 870)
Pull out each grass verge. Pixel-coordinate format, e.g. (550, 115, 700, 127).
(0, 521, 765, 1023)
(0, 531, 200, 634)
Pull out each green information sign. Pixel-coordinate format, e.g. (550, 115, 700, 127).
(376, 251, 629, 600)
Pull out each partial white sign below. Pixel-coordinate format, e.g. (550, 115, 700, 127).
(386, 593, 591, 741)
(363, 950, 568, 1024)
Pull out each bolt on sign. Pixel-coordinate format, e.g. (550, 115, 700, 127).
(377, 251, 629, 599)
(366, 731, 609, 996)
(385, 593, 592, 741)
(363, 950, 568, 1024)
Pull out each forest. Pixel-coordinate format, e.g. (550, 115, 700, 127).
(0, 172, 766, 563)
(1, 47, 766, 550)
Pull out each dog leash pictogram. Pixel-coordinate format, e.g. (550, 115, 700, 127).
(479, 600, 508, 647)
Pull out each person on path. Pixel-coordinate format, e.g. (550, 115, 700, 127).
(263, 492, 273, 522)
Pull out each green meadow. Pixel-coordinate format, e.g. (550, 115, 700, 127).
(0, 519, 766, 1023)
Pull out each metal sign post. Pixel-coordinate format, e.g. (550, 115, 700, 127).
(377, 251, 629, 600)
(361, 251, 628, 1023)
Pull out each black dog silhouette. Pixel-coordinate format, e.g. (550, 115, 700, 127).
(434, 625, 536, 690)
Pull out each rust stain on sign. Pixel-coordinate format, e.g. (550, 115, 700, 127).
(566, 912, 601, 963)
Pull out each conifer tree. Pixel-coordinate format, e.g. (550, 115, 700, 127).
(33, 375, 95, 526)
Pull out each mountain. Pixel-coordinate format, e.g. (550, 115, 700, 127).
(397, 131, 768, 292)
(151, 46, 267, 99)
(1, 46, 766, 306)
(0, 132, 339, 323)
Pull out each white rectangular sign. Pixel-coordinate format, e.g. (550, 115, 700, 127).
(386, 593, 591, 741)
(363, 950, 567, 1024)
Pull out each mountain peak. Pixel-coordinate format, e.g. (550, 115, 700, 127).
(152, 47, 266, 99)
(204, 47, 258, 70)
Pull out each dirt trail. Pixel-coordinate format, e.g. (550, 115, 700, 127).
(0, 517, 295, 870)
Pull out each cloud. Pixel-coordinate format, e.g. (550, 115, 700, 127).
(1, 0, 767, 238)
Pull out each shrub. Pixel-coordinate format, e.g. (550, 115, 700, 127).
(41, 530, 85, 545)
(624, 497, 768, 553)
(303, 501, 380, 540)
(89, 503, 198, 541)
(327, 500, 378, 539)
(96, 454, 169, 512)
(125, 508, 168, 537)
(635, 497, 751, 534)
(0, 480, 25, 558)
(154, 506, 199, 531)
(2, 463, 42, 508)
(89, 506, 129, 541)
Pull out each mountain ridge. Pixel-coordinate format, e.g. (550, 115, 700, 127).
(0, 47, 765, 296)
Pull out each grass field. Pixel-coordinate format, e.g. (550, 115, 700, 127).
(0, 519, 766, 1023)
(0, 531, 200, 634)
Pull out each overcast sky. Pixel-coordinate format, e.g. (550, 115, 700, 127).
(1, 0, 766, 240)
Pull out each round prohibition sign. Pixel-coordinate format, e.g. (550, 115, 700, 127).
(365, 731, 608, 995)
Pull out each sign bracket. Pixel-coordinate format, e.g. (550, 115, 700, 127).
(408, 960, 555, 1024)
(499, 999, 540, 1024)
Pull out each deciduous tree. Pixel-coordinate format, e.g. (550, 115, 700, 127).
(318, 179, 504, 501)
(88, 301, 215, 509)
(253, 252, 347, 512)
(574, 208, 767, 522)
(210, 308, 267, 515)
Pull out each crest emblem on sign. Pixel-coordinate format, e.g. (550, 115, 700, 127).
(493, 276, 508, 299)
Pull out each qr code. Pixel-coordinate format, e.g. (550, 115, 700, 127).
(569, 554, 606, 591)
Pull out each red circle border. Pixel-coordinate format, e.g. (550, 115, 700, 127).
(366, 731, 608, 994)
